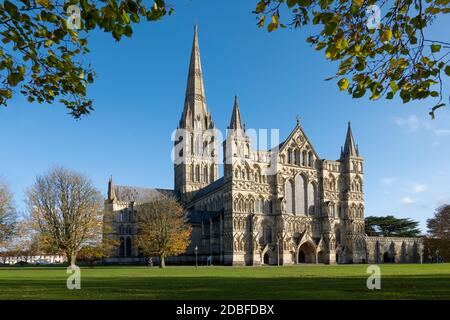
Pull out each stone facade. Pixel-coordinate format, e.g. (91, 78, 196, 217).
(103, 25, 423, 265)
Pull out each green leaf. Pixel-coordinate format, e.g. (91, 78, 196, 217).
(121, 10, 130, 24)
(255, 1, 267, 13)
(268, 23, 278, 32)
(352, 87, 366, 98)
(7, 72, 23, 86)
(389, 81, 399, 94)
(380, 29, 393, 43)
(323, 22, 337, 36)
(337, 78, 349, 91)
(431, 44, 441, 53)
(315, 42, 326, 50)
(445, 65, 450, 76)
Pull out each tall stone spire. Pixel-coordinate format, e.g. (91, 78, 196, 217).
(179, 24, 211, 129)
(342, 122, 358, 157)
(229, 95, 244, 131)
(107, 176, 116, 202)
(174, 24, 218, 203)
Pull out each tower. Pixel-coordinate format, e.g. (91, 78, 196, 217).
(340, 122, 366, 263)
(174, 25, 218, 203)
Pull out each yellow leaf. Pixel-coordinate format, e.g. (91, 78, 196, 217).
(36, 0, 51, 8)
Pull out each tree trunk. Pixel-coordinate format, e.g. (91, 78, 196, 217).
(160, 255, 165, 268)
(66, 251, 77, 268)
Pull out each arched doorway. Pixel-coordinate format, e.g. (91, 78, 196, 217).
(263, 253, 269, 265)
(119, 237, 125, 257)
(126, 237, 132, 257)
(298, 241, 316, 263)
(383, 252, 390, 263)
(298, 251, 306, 263)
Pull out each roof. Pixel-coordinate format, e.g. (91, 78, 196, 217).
(188, 210, 222, 224)
(192, 177, 224, 201)
(114, 185, 177, 203)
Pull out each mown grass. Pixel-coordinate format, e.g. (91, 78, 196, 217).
(0, 264, 449, 300)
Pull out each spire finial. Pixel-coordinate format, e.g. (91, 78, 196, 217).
(296, 115, 301, 126)
(229, 95, 244, 131)
(179, 21, 209, 129)
(342, 121, 358, 158)
(107, 175, 116, 201)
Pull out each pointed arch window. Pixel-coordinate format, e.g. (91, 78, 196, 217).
(210, 164, 215, 182)
(203, 166, 208, 183)
(285, 179, 295, 214)
(308, 152, 314, 167)
(126, 237, 132, 257)
(294, 149, 300, 165)
(195, 165, 200, 182)
(302, 150, 307, 166)
(287, 149, 293, 164)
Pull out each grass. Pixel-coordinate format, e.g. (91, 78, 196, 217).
(0, 263, 449, 300)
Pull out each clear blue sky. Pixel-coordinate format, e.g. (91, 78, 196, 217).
(1, 1, 449, 232)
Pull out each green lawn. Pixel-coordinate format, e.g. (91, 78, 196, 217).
(0, 264, 449, 300)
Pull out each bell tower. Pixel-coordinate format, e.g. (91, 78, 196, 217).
(174, 25, 218, 203)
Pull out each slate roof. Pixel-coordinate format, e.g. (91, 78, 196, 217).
(114, 185, 177, 203)
(192, 177, 224, 201)
(188, 210, 222, 224)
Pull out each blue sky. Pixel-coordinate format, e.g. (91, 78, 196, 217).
(0, 1, 449, 232)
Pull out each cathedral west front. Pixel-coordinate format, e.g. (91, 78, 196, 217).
(103, 25, 423, 266)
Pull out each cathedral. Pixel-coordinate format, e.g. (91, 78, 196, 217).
(103, 25, 423, 265)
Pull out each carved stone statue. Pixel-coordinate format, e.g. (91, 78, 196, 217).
(280, 198, 286, 214)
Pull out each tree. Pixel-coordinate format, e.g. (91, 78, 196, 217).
(365, 215, 422, 237)
(0, 0, 172, 118)
(255, 0, 450, 118)
(26, 166, 103, 267)
(78, 211, 118, 266)
(77, 244, 108, 266)
(0, 180, 16, 250)
(425, 204, 449, 261)
(136, 195, 192, 268)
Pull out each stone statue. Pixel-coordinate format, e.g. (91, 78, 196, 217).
(280, 198, 286, 214)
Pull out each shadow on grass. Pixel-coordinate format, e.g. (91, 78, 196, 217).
(0, 273, 449, 300)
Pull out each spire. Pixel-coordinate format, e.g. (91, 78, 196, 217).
(229, 95, 244, 131)
(107, 176, 116, 201)
(343, 122, 358, 157)
(179, 24, 209, 129)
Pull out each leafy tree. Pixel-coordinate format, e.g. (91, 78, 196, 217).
(425, 204, 450, 261)
(0, 180, 16, 249)
(427, 204, 450, 239)
(365, 215, 422, 237)
(136, 195, 191, 268)
(4, 0, 449, 119)
(77, 243, 109, 265)
(0, 0, 172, 118)
(78, 212, 118, 265)
(254, 0, 450, 118)
(26, 166, 103, 267)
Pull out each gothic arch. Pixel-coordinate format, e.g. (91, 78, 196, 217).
(284, 178, 295, 214)
(294, 173, 307, 215)
(297, 240, 317, 263)
(307, 180, 317, 216)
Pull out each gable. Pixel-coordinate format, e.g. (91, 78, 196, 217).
(278, 125, 320, 160)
